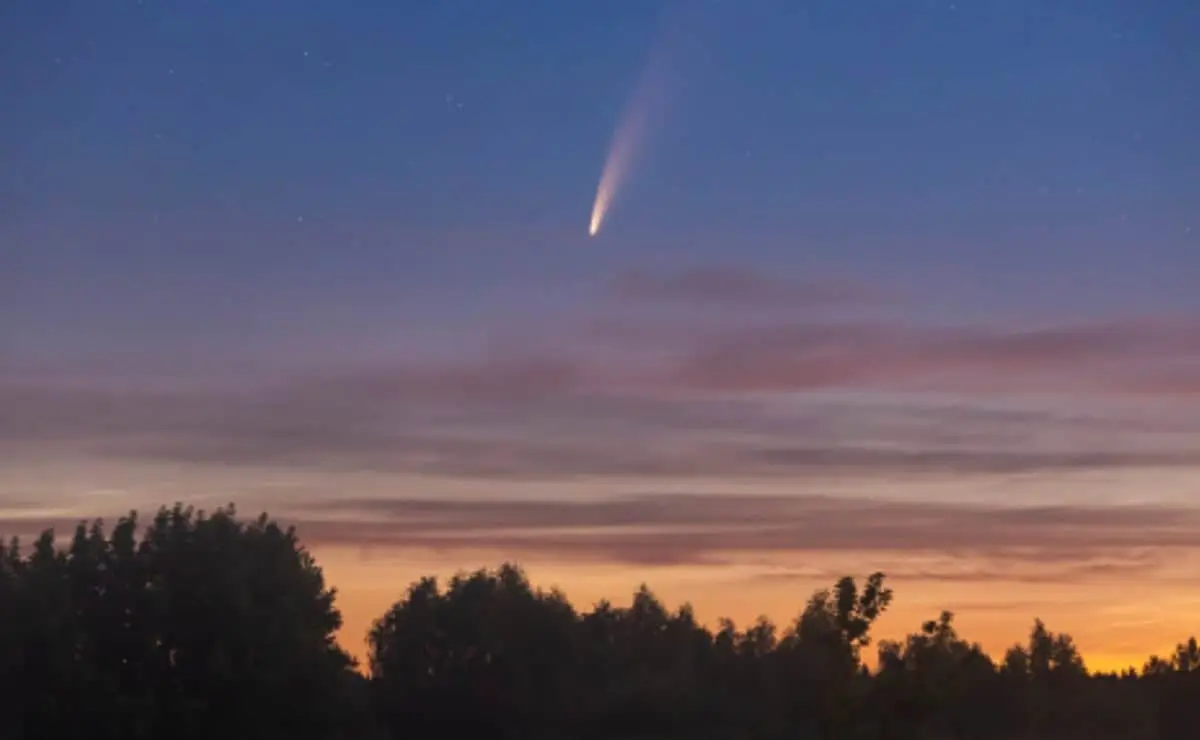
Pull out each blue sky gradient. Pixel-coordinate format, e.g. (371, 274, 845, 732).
(3, 0, 1199, 668)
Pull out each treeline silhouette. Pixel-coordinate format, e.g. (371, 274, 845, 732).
(0, 505, 1196, 739)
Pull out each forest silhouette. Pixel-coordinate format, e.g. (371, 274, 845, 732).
(1, 504, 1196, 739)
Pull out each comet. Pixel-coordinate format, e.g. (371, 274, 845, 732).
(587, 40, 675, 238)
(588, 97, 650, 237)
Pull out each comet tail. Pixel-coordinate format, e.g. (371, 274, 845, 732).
(587, 46, 669, 237)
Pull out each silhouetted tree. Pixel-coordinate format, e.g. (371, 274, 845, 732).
(0, 505, 363, 740)
(772, 572, 892, 739)
(5, 503, 1199, 740)
(1140, 636, 1200, 740)
(368, 564, 581, 740)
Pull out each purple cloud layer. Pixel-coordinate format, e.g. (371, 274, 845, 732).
(2, 263, 1199, 485)
(3, 376, 1199, 481)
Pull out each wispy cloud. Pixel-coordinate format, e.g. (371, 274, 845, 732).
(278, 493, 1200, 573)
(662, 318, 1200, 395)
(753, 557, 1166, 586)
(608, 264, 889, 309)
(4, 376, 1199, 481)
(3, 264, 1199, 486)
(4, 493, 1193, 583)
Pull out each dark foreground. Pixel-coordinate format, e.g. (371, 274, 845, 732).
(0, 504, 1194, 739)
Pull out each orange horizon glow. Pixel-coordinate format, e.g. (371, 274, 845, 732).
(4, 461, 1199, 676)
(321, 547, 1193, 675)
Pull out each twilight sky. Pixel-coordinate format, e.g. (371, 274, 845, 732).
(3, 0, 1199, 669)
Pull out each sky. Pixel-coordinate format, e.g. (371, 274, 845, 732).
(2, 0, 1199, 670)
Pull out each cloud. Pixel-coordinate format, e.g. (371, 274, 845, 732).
(749, 447, 1200, 476)
(1117, 369, 1200, 397)
(282, 493, 1200, 573)
(662, 318, 1200, 395)
(5, 373, 1200, 481)
(5, 493, 1194, 584)
(4, 264, 1200, 484)
(753, 556, 1165, 586)
(292, 354, 587, 405)
(6, 326, 1200, 486)
(608, 264, 889, 309)
(8, 264, 1200, 403)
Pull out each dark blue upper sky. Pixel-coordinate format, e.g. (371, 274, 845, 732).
(4, 0, 1197, 370)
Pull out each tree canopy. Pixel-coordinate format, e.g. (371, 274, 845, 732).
(2, 504, 1197, 739)
(0, 504, 372, 740)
